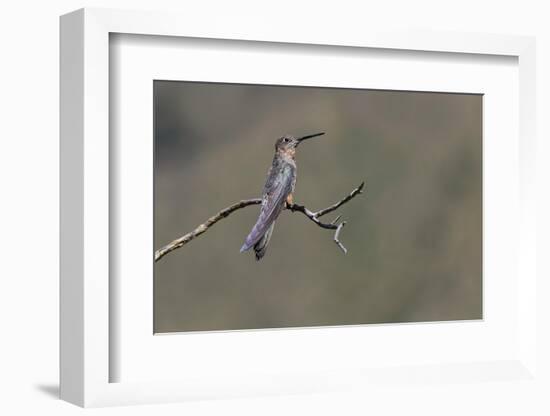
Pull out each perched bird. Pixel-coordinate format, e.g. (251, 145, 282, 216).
(240, 132, 325, 260)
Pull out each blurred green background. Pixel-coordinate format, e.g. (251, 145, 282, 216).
(154, 81, 482, 333)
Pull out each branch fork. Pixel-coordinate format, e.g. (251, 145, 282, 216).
(285, 181, 364, 254)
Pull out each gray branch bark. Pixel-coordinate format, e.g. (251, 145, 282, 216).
(155, 181, 365, 262)
(285, 181, 364, 254)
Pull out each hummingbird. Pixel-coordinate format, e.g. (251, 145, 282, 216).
(240, 132, 326, 260)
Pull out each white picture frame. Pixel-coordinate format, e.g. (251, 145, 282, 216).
(60, 7, 537, 407)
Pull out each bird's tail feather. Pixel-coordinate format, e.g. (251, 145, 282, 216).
(253, 222, 275, 261)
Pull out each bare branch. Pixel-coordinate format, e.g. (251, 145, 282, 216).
(286, 182, 365, 254)
(334, 221, 347, 254)
(155, 198, 261, 262)
(315, 181, 364, 218)
(155, 181, 365, 262)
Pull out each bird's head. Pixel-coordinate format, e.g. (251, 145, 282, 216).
(275, 132, 325, 157)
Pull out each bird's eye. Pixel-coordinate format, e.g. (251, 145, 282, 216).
(283, 138, 290, 142)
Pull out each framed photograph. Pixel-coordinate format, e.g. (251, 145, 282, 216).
(60, 8, 537, 407)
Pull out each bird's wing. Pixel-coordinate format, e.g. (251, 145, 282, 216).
(240, 163, 294, 252)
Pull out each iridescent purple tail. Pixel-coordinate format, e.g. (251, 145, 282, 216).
(240, 217, 276, 261)
(252, 223, 275, 261)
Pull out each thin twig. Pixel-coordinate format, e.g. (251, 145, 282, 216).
(155, 181, 365, 262)
(334, 221, 347, 254)
(315, 181, 364, 218)
(330, 215, 342, 225)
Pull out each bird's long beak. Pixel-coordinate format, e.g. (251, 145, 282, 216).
(297, 132, 325, 142)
